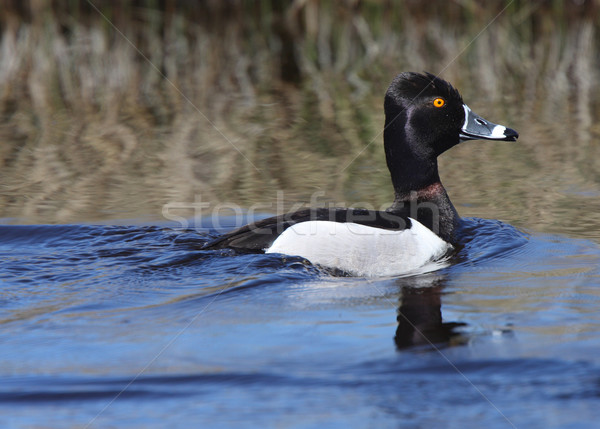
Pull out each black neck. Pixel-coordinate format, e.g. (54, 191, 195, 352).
(383, 110, 460, 243)
(384, 111, 441, 201)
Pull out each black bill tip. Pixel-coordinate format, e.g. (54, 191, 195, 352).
(503, 127, 519, 141)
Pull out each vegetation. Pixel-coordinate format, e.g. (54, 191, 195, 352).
(0, 1, 599, 237)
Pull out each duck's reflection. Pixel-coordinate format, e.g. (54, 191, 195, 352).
(394, 276, 466, 349)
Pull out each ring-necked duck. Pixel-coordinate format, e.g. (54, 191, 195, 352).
(205, 72, 518, 276)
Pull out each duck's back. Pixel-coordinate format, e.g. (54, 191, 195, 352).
(204, 207, 411, 252)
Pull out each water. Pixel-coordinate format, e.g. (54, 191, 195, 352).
(2, 217, 600, 428)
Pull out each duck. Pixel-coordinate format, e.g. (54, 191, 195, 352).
(204, 72, 518, 277)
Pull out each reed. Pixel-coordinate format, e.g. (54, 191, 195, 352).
(0, 0, 599, 237)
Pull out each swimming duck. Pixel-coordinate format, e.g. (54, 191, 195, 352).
(205, 72, 518, 276)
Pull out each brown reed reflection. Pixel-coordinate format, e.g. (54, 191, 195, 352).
(1, 1, 600, 241)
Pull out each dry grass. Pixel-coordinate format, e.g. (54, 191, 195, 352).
(0, 0, 599, 236)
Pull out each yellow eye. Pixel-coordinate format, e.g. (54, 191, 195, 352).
(433, 98, 445, 108)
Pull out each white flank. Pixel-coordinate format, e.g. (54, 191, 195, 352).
(265, 218, 452, 277)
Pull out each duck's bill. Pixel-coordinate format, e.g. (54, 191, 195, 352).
(459, 104, 519, 142)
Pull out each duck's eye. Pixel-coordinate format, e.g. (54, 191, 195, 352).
(433, 98, 445, 108)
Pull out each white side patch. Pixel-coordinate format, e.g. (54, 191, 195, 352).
(265, 219, 452, 277)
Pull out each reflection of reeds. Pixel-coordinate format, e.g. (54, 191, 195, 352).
(1, 1, 600, 237)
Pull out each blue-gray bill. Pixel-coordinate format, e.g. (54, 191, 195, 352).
(459, 104, 519, 142)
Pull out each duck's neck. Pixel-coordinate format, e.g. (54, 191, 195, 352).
(384, 116, 460, 242)
(387, 155, 442, 203)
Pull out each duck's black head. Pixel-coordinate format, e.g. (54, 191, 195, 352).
(383, 72, 518, 197)
(385, 72, 463, 158)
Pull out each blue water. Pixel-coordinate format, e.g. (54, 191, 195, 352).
(2, 217, 600, 428)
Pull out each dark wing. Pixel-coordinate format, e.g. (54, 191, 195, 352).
(203, 207, 412, 252)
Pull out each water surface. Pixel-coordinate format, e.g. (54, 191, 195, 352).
(2, 217, 600, 428)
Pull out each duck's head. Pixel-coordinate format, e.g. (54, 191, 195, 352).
(384, 72, 518, 160)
